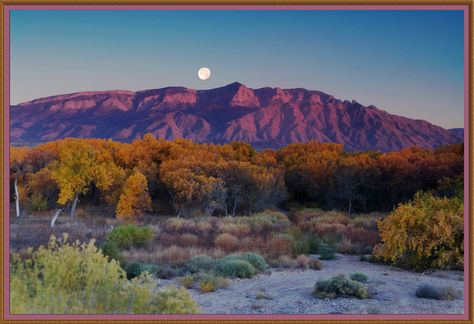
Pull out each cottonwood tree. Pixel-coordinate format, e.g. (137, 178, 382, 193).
(50, 140, 97, 218)
(116, 170, 152, 222)
(160, 165, 226, 217)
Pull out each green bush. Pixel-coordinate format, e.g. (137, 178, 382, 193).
(105, 225, 153, 250)
(292, 233, 320, 256)
(318, 241, 336, 260)
(10, 235, 199, 314)
(215, 257, 256, 278)
(26, 194, 49, 212)
(186, 255, 216, 273)
(350, 272, 368, 283)
(240, 252, 268, 272)
(313, 274, 368, 299)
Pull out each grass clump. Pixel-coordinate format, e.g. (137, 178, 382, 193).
(415, 284, 462, 300)
(350, 272, 368, 283)
(313, 274, 368, 299)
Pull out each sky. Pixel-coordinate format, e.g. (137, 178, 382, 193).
(9, 9, 465, 128)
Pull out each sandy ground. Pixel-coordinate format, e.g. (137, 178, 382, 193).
(164, 254, 464, 315)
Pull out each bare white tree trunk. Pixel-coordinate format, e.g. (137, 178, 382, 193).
(51, 208, 63, 228)
(70, 192, 79, 218)
(14, 179, 20, 217)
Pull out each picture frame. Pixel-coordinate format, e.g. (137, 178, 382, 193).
(0, 1, 472, 322)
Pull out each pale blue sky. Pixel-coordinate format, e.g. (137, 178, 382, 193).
(10, 9, 465, 128)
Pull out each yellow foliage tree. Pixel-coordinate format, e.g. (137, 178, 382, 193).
(116, 171, 152, 222)
(374, 191, 464, 270)
(50, 140, 96, 218)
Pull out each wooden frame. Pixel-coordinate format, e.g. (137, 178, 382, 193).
(0, 1, 472, 322)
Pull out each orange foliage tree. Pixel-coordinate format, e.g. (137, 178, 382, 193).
(116, 170, 152, 222)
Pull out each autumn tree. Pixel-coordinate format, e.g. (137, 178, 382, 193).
(217, 161, 286, 216)
(50, 140, 97, 218)
(278, 142, 343, 206)
(116, 171, 152, 222)
(160, 161, 226, 217)
(27, 168, 58, 210)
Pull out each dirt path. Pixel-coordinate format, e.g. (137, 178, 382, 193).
(165, 254, 464, 314)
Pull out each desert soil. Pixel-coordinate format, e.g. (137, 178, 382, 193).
(164, 254, 464, 315)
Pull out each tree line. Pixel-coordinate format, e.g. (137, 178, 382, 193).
(10, 134, 463, 219)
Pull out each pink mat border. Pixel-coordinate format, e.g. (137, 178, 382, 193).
(2, 4, 470, 321)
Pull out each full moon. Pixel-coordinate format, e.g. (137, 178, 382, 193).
(198, 67, 211, 80)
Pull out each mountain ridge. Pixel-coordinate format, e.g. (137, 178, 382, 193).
(10, 83, 463, 151)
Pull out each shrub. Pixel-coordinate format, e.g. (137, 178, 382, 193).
(291, 233, 320, 256)
(214, 257, 256, 278)
(195, 219, 213, 235)
(105, 225, 153, 250)
(214, 233, 239, 252)
(275, 255, 297, 269)
(186, 255, 216, 273)
(336, 237, 359, 255)
(375, 192, 464, 271)
(180, 233, 200, 247)
(296, 254, 310, 269)
(240, 252, 268, 272)
(124, 262, 157, 280)
(10, 235, 199, 314)
(197, 274, 230, 293)
(267, 234, 293, 258)
(309, 259, 322, 270)
(415, 284, 462, 300)
(164, 218, 187, 233)
(154, 286, 200, 314)
(243, 210, 291, 236)
(158, 245, 191, 265)
(125, 262, 145, 279)
(100, 240, 122, 262)
(178, 275, 195, 289)
(313, 274, 368, 299)
(318, 241, 336, 260)
(154, 265, 179, 279)
(350, 272, 368, 283)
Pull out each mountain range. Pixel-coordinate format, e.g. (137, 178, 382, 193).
(10, 82, 463, 151)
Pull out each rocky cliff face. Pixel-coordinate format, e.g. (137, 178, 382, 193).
(10, 82, 463, 151)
